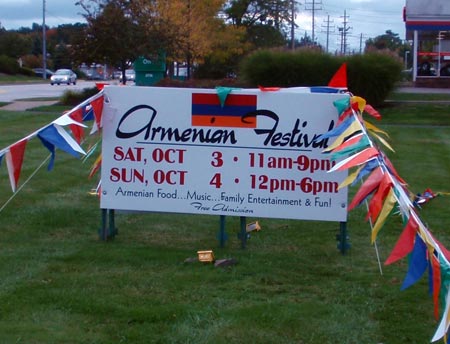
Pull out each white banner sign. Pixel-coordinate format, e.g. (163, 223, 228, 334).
(100, 86, 349, 222)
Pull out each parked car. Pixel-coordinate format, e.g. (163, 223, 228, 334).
(119, 69, 135, 82)
(86, 69, 106, 80)
(50, 69, 77, 85)
(32, 68, 53, 79)
(112, 70, 122, 79)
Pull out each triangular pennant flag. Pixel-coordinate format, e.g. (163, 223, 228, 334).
(89, 154, 102, 179)
(317, 115, 356, 141)
(5, 139, 28, 192)
(37, 124, 85, 160)
(216, 86, 241, 107)
(333, 97, 351, 116)
(258, 86, 281, 91)
(371, 131, 395, 152)
(338, 166, 362, 190)
(401, 233, 428, 290)
(430, 253, 442, 320)
(328, 63, 347, 88)
(326, 132, 363, 153)
(69, 108, 85, 144)
(381, 152, 407, 186)
(330, 135, 371, 161)
(0, 152, 3, 166)
(351, 158, 379, 186)
(38, 135, 56, 171)
(82, 104, 94, 121)
(324, 120, 363, 153)
(367, 173, 393, 223)
(364, 104, 382, 120)
(90, 95, 104, 129)
(351, 96, 366, 113)
(371, 188, 397, 243)
(348, 166, 384, 210)
(385, 215, 419, 265)
(432, 288, 450, 342)
(364, 120, 389, 137)
(329, 147, 378, 172)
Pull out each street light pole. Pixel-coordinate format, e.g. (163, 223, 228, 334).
(43, 0, 47, 79)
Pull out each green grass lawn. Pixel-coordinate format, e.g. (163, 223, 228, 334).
(0, 94, 449, 343)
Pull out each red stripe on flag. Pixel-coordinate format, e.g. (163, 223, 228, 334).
(192, 93, 256, 106)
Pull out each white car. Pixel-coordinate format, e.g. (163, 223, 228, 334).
(50, 69, 77, 85)
(119, 69, 135, 82)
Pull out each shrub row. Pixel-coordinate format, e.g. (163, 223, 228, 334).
(0, 55, 36, 77)
(239, 50, 403, 106)
(60, 87, 100, 106)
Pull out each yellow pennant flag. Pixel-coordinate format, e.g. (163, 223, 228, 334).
(338, 166, 363, 189)
(364, 120, 389, 137)
(323, 120, 362, 153)
(371, 132, 395, 152)
(371, 188, 397, 243)
(351, 96, 366, 112)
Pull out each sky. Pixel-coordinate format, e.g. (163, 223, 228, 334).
(0, 0, 407, 53)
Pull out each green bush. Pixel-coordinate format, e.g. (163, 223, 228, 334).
(240, 49, 403, 106)
(0, 55, 21, 74)
(60, 87, 100, 106)
(346, 53, 403, 106)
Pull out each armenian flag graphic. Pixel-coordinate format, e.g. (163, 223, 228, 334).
(191, 93, 257, 128)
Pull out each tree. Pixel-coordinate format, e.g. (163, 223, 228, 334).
(365, 30, 403, 52)
(0, 31, 32, 59)
(75, 0, 157, 84)
(223, 0, 295, 49)
(160, 0, 226, 79)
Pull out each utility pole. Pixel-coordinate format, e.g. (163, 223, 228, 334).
(321, 14, 334, 53)
(291, 0, 296, 50)
(338, 10, 351, 55)
(305, 0, 322, 45)
(359, 33, 366, 54)
(43, 0, 47, 79)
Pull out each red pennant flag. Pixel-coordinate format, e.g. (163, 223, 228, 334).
(331, 147, 379, 171)
(329, 133, 363, 153)
(382, 152, 407, 185)
(6, 139, 28, 192)
(364, 104, 382, 120)
(385, 215, 419, 265)
(438, 241, 450, 262)
(348, 166, 383, 211)
(90, 96, 104, 129)
(258, 86, 281, 92)
(337, 107, 354, 124)
(69, 108, 85, 144)
(367, 173, 393, 223)
(431, 254, 442, 320)
(328, 63, 347, 88)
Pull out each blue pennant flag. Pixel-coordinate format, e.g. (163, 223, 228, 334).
(351, 158, 379, 186)
(37, 125, 82, 170)
(401, 234, 428, 290)
(315, 115, 355, 141)
(38, 135, 56, 171)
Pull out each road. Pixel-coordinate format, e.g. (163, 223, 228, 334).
(1, 82, 449, 103)
(0, 80, 110, 102)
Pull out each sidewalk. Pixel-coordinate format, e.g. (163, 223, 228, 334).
(0, 100, 58, 111)
(395, 86, 450, 94)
